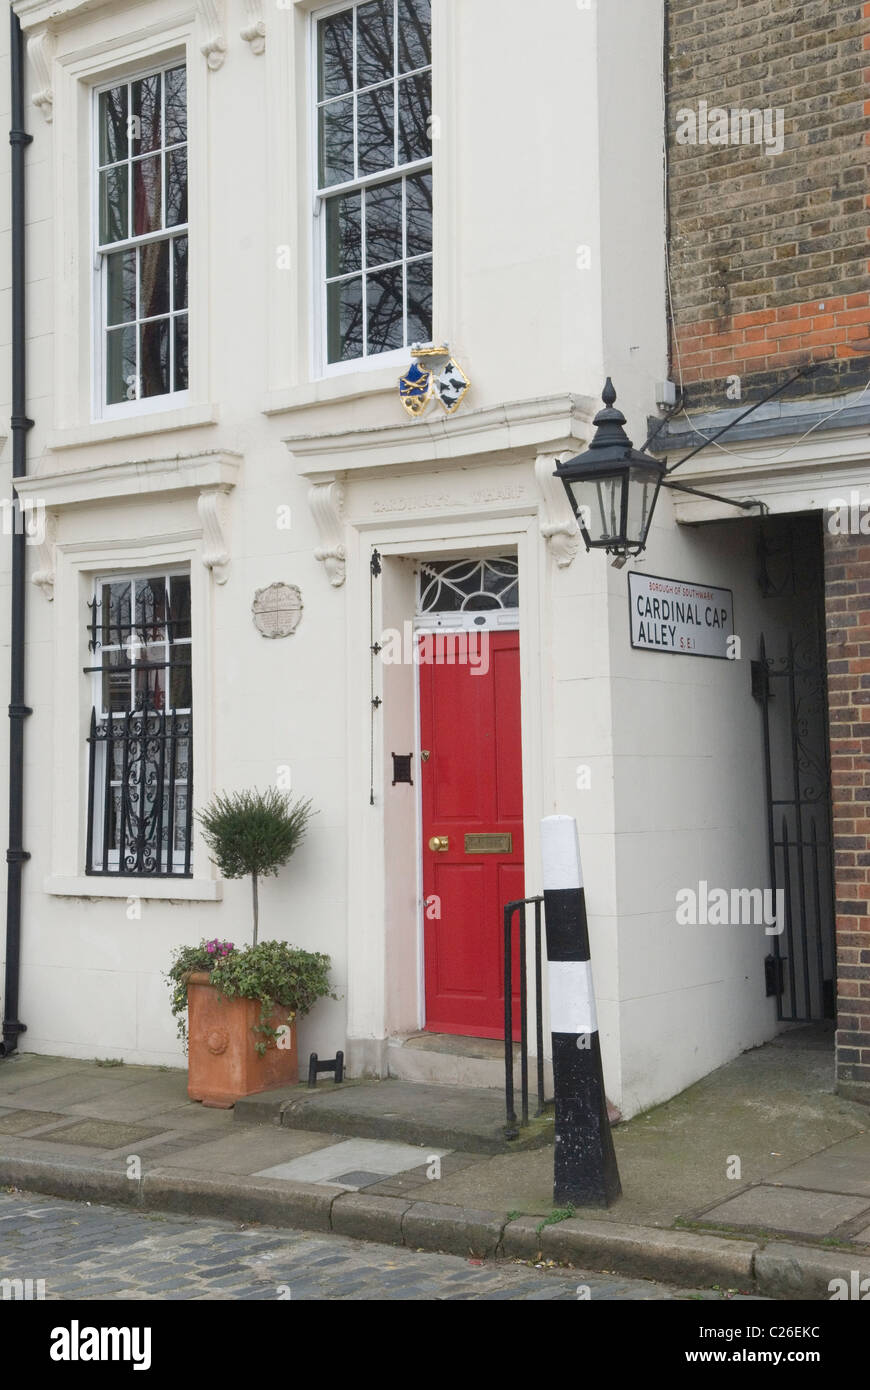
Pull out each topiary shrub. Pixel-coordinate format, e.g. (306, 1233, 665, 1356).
(196, 788, 314, 944)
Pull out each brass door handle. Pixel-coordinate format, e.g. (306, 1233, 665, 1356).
(428, 836, 449, 852)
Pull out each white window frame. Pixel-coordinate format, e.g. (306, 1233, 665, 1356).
(91, 58, 191, 422)
(311, 0, 434, 378)
(87, 567, 193, 876)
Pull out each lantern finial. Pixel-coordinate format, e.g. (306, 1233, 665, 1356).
(602, 377, 616, 408)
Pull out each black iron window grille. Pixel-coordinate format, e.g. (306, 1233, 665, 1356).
(85, 572, 192, 876)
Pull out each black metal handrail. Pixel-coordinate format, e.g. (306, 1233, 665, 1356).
(503, 895, 547, 1139)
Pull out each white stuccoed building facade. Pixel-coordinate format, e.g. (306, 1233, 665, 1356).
(0, 0, 817, 1120)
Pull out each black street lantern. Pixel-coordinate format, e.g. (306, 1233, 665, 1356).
(555, 379, 667, 566)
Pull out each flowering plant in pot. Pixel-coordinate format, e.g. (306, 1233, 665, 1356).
(166, 790, 334, 1107)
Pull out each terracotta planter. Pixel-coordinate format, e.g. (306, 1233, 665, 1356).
(186, 971, 299, 1108)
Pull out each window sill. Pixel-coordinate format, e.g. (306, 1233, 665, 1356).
(47, 404, 219, 453)
(263, 365, 401, 418)
(44, 876, 223, 902)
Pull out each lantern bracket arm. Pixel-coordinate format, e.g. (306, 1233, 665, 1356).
(663, 364, 818, 476)
(661, 477, 767, 513)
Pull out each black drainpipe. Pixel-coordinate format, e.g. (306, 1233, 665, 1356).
(2, 6, 33, 1058)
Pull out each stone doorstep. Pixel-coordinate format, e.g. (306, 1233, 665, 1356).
(233, 1079, 554, 1155)
(3, 1150, 870, 1298)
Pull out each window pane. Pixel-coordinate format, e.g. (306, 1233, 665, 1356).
(367, 264, 403, 352)
(174, 314, 189, 392)
(357, 0, 394, 89)
(398, 0, 431, 72)
(173, 235, 188, 310)
(170, 575, 192, 641)
(99, 86, 128, 166)
(173, 782, 190, 853)
(139, 240, 169, 319)
(358, 83, 394, 175)
(318, 9, 353, 100)
(165, 147, 188, 227)
(327, 276, 363, 362)
(106, 325, 137, 404)
(164, 65, 187, 145)
(101, 581, 131, 648)
(100, 166, 129, 245)
(136, 642, 167, 711)
(319, 96, 355, 187)
(406, 255, 432, 343)
(406, 171, 432, 257)
(170, 659, 192, 712)
(398, 70, 430, 164)
(325, 193, 362, 277)
(136, 577, 167, 634)
(102, 649, 131, 714)
(106, 250, 136, 326)
(131, 73, 161, 155)
(132, 155, 162, 235)
(365, 179, 402, 267)
(140, 318, 170, 397)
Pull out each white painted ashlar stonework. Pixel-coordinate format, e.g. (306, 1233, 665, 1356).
(0, 0, 838, 1116)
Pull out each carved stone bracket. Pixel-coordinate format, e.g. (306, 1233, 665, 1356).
(29, 506, 57, 600)
(535, 451, 582, 568)
(241, 0, 265, 54)
(28, 27, 55, 122)
(197, 0, 227, 70)
(308, 480, 346, 588)
(198, 486, 232, 583)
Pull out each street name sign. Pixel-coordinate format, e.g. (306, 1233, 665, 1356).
(629, 572, 734, 659)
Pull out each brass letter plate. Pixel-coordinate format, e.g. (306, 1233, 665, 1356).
(464, 833, 512, 855)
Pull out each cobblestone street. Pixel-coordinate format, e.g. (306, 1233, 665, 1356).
(0, 1191, 736, 1301)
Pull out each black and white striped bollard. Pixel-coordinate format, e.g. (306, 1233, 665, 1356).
(541, 814, 621, 1207)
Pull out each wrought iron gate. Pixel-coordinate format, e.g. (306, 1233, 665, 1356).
(752, 630, 836, 1021)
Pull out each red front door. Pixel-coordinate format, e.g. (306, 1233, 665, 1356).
(420, 630, 524, 1038)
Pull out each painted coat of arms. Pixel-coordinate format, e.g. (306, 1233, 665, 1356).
(399, 344, 470, 419)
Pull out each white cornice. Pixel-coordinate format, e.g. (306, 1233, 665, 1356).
(14, 450, 241, 508)
(13, 0, 115, 32)
(666, 424, 870, 524)
(285, 394, 597, 480)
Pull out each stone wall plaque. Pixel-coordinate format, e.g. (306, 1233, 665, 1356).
(252, 583, 303, 639)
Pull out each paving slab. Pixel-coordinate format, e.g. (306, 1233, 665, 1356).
(144, 1105, 236, 1135)
(255, 1137, 450, 1186)
(0, 1110, 69, 1135)
(34, 1119, 166, 1150)
(0, 1073, 155, 1112)
(770, 1133, 870, 1197)
(699, 1184, 870, 1237)
(0, 1056, 98, 1093)
(62, 1075, 191, 1122)
(152, 1127, 337, 1176)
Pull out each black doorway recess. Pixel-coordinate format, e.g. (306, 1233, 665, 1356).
(752, 513, 836, 1022)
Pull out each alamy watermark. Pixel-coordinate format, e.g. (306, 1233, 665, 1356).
(676, 881, 784, 934)
(0, 497, 46, 545)
(675, 101, 785, 157)
(379, 625, 490, 676)
(826, 491, 870, 535)
(1, 1276, 45, 1300)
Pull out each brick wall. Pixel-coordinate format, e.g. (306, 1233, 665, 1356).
(824, 530, 870, 1102)
(667, 0, 870, 406)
